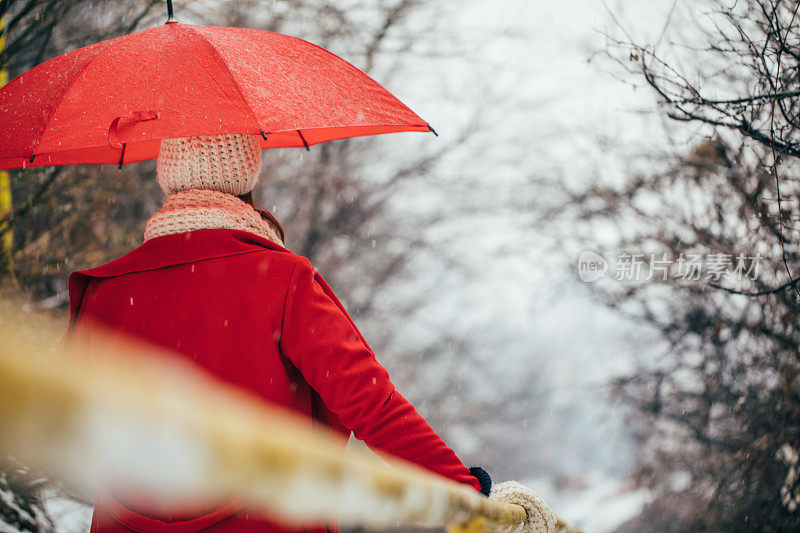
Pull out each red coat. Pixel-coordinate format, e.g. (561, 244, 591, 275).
(63, 228, 482, 532)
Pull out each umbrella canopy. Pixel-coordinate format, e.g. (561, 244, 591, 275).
(0, 22, 432, 170)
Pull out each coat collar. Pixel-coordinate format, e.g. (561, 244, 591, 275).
(80, 228, 290, 279)
(63, 229, 292, 347)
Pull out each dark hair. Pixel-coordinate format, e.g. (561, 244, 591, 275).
(236, 191, 286, 242)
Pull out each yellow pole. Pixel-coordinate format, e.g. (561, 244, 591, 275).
(0, 16, 13, 274)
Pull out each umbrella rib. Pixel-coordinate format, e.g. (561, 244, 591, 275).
(182, 25, 264, 134)
(31, 37, 125, 158)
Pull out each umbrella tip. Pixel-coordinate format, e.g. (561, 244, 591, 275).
(118, 143, 126, 170)
(297, 130, 311, 151)
(427, 125, 439, 137)
(165, 0, 177, 24)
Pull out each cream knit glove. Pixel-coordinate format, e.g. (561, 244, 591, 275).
(489, 480, 556, 533)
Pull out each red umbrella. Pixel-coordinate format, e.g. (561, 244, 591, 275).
(0, 11, 434, 170)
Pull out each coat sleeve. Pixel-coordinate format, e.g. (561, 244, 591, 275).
(280, 257, 483, 493)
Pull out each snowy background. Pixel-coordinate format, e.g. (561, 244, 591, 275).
(366, 1, 676, 530)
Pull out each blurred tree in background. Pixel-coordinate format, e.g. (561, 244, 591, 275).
(0, 0, 164, 299)
(553, 0, 800, 530)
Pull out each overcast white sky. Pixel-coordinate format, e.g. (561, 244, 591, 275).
(391, 0, 679, 401)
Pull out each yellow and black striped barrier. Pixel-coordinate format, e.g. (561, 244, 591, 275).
(0, 316, 578, 533)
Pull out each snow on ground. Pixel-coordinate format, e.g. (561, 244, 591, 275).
(528, 473, 651, 533)
(43, 494, 91, 533)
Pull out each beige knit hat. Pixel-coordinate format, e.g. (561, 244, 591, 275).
(156, 134, 262, 196)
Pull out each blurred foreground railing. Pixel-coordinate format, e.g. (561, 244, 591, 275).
(0, 320, 577, 533)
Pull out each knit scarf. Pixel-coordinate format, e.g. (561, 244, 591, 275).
(144, 189, 284, 245)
